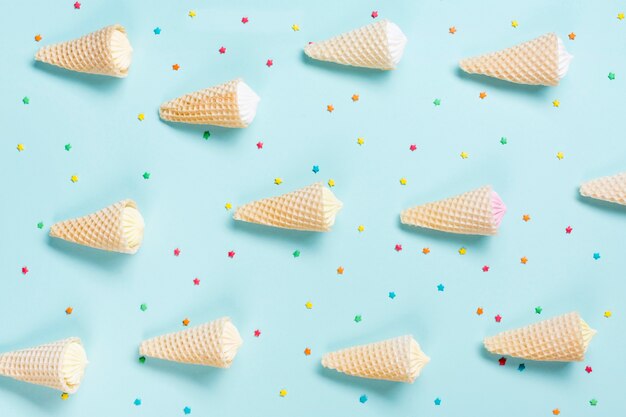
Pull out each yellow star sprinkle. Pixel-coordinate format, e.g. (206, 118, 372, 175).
(274, 178, 283, 185)
(292, 24, 300, 31)
(225, 202, 232, 210)
(189, 10, 196, 18)
(137, 113, 145, 121)
(357, 137, 364, 145)
(604, 311, 612, 318)
(511, 20, 519, 28)
(556, 152, 564, 160)
(460, 151, 469, 159)
(16, 143, 24, 152)
(618, 13, 625, 20)
(305, 301, 313, 309)
(70, 175, 79, 183)
(279, 389, 287, 397)
(61, 393, 69, 400)
(552, 100, 560, 107)
(458, 247, 467, 255)
(328, 179, 335, 187)
(399, 177, 407, 185)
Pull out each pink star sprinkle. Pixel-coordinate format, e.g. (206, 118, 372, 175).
(371, 10, 378, 18)
(174, 248, 181, 256)
(219, 46, 226, 54)
(395, 244, 402, 252)
(266, 59, 273, 67)
(256, 141, 263, 149)
(585, 366, 592, 373)
(21, 266, 29, 275)
(193, 278, 200, 285)
(409, 144, 417, 151)
(495, 314, 502, 322)
(254, 329, 261, 337)
(228, 250, 235, 258)
(565, 226, 573, 234)
(73, 1, 81, 9)
(241, 17, 249, 24)
(482, 265, 490, 272)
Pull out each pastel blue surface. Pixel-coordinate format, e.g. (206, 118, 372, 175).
(1, 1, 625, 416)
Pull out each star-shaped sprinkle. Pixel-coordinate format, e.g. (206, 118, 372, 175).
(74, 1, 81, 9)
(479, 91, 487, 99)
(70, 175, 79, 183)
(305, 301, 312, 309)
(228, 251, 235, 258)
(422, 247, 430, 255)
(134, 399, 141, 406)
(535, 306, 543, 314)
(293, 250, 300, 258)
(395, 244, 402, 252)
(65, 143, 72, 151)
(358, 225, 365, 232)
(254, 329, 261, 337)
(37, 222, 44, 229)
(619, 12, 625, 20)
(409, 144, 417, 151)
(371, 10, 378, 18)
(266, 59, 273, 67)
(153, 27, 161, 35)
(256, 141, 263, 149)
(449, 26, 456, 34)
(511, 20, 519, 28)
(399, 177, 407, 185)
(137, 113, 145, 121)
(518, 364, 525, 371)
(34, 34, 42, 42)
(460, 151, 469, 159)
(556, 152, 564, 160)
(279, 389, 287, 397)
(568, 32, 576, 40)
(437, 283, 444, 292)
(142, 172, 150, 179)
(585, 365, 592, 373)
(327, 104, 334, 112)
(328, 179, 335, 187)
(139, 356, 146, 364)
(433, 98, 441, 106)
(182, 318, 190, 326)
(312, 165, 319, 173)
(552, 99, 560, 107)
(352, 94, 359, 102)
(225, 202, 232, 210)
(16, 143, 24, 152)
(389, 292, 396, 299)
(553, 409, 560, 415)
(360, 394, 368, 404)
(65, 307, 73, 315)
(521, 256, 528, 264)
(218, 46, 226, 54)
(304, 347, 311, 355)
(357, 137, 364, 145)
(292, 24, 299, 31)
(459, 247, 467, 255)
(242, 17, 249, 24)
(337, 266, 344, 275)
(522, 214, 531, 222)
(201, 131, 210, 140)
(140, 303, 147, 311)
(172, 64, 180, 71)
(183, 407, 191, 415)
(590, 399, 598, 406)
(354, 315, 362, 323)
(495, 314, 502, 322)
(274, 178, 283, 185)
(22, 97, 29, 104)
(500, 137, 507, 145)
(498, 357, 507, 365)
(608, 72, 615, 80)
(193, 278, 200, 285)
(189, 10, 196, 18)
(482, 265, 490, 272)
(476, 307, 483, 315)
(604, 311, 612, 318)
(61, 393, 69, 400)
(434, 398, 442, 406)
(565, 225, 572, 234)
(593, 252, 601, 260)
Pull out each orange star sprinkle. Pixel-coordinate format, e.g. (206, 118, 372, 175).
(304, 347, 311, 356)
(351, 94, 359, 102)
(327, 104, 334, 112)
(34, 34, 42, 42)
(337, 266, 344, 275)
(172, 64, 180, 70)
(552, 409, 560, 416)
(479, 91, 487, 99)
(65, 307, 73, 315)
(422, 247, 430, 255)
(568, 32, 576, 40)
(522, 214, 531, 222)
(182, 318, 190, 326)
(476, 307, 484, 315)
(449, 26, 456, 34)
(521, 257, 528, 264)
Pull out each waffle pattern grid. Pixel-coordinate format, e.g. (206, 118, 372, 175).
(580, 172, 626, 205)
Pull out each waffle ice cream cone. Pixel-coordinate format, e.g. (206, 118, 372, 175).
(0, 338, 88, 393)
(322, 335, 429, 383)
(484, 312, 596, 362)
(580, 172, 626, 206)
(234, 182, 343, 232)
(304, 19, 407, 70)
(459, 33, 573, 86)
(400, 186, 506, 236)
(140, 317, 243, 368)
(50, 199, 145, 254)
(159, 78, 260, 127)
(35, 24, 132, 77)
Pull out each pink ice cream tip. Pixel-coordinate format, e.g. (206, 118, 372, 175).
(491, 190, 507, 227)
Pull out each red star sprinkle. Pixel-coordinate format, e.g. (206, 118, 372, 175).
(256, 141, 263, 149)
(21, 266, 28, 275)
(409, 144, 417, 151)
(498, 357, 507, 366)
(254, 329, 261, 337)
(565, 226, 573, 234)
(585, 366, 592, 373)
(395, 244, 403, 252)
(174, 248, 181, 256)
(219, 46, 226, 54)
(228, 250, 235, 258)
(482, 265, 490, 272)
(266, 59, 273, 67)
(193, 278, 200, 285)
(495, 314, 502, 322)
(74, 1, 81, 9)
(242, 17, 249, 24)
(371, 10, 378, 18)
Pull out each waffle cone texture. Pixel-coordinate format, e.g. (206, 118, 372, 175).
(50, 199, 144, 254)
(460, 33, 561, 86)
(35, 24, 132, 77)
(484, 312, 596, 362)
(401, 186, 504, 235)
(234, 182, 343, 232)
(304, 19, 405, 70)
(140, 317, 243, 368)
(580, 172, 626, 206)
(322, 335, 430, 383)
(159, 79, 256, 127)
(0, 338, 85, 393)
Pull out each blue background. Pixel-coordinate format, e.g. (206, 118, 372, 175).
(1, 0, 625, 415)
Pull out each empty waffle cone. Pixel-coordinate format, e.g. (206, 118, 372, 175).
(400, 185, 506, 236)
(304, 19, 407, 70)
(50, 199, 144, 254)
(322, 335, 429, 383)
(0, 338, 88, 393)
(234, 182, 343, 232)
(459, 33, 573, 86)
(140, 317, 243, 368)
(580, 172, 626, 206)
(159, 78, 260, 127)
(484, 312, 596, 362)
(35, 24, 132, 77)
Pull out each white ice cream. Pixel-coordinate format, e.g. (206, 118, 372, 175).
(557, 37, 573, 80)
(321, 186, 344, 228)
(220, 320, 243, 366)
(580, 318, 597, 352)
(236, 80, 261, 126)
(121, 205, 145, 251)
(61, 341, 88, 392)
(110, 28, 133, 74)
(385, 21, 408, 67)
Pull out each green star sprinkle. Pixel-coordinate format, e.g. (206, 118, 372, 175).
(139, 356, 146, 364)
(292, 250, 300, 258)
(65, 144, 72, 151)
(37, 222, 44, 229)
(589, 399, 598, 406)
(535, 306, 542, 314)
(203, 130, 211, 140)
(140, 303, 148, 311)
(354, 315, 362, 323)
(608, 72, 615, 80)
(500, 137, 507, 145)
(22, 96, 29, 104)
(142, 172, 150, 179)
(433, 98, 441, 106)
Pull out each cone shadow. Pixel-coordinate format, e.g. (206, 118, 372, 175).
(398, 218, 492, 249)
(576, 189, 626, 214)
(301, 52, 395, 81)
(228, 218, 326, 246)
(455, 67, 550, 99)
(158, 117, 248, 148)
(47, 235, 131, 273)
(0, 377, 65, 411)
(317, 366, 414, 398)
(138, 356, 226, 386)
(477, 343, 573, 377)
(33, 61, 123, 91)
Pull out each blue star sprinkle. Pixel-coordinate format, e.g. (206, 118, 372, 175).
(183, 406, 191, 414)
(312, 165, 319, 174)
(434, 397, 442, 406)
(153, 27, 161, 35)
(134, 398, 142, 406)
(518, 364, 525, 372)
(359, 395, 368, 404)
(437, 283, 444, 292)
(593, 252, 601, 260)
(388, 291, 396, 299)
